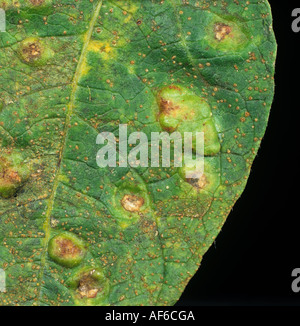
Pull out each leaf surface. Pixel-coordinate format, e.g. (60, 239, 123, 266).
(0, 0, 276, 306)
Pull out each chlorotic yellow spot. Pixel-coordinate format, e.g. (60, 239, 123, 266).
(58, 174, 69, 183)
(87, 40, 115, 61)
(121, 2, 139, 15)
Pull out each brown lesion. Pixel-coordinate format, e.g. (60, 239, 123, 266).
(159, 98, 180, 115)
(157, 95, 181, 132)
(186, 174, 208, 190)
(1, 166, 22, 184)
(77, 272, 100, 299)
(0, 158, 23, 198)
(55, 239, 82, 258)
(157, 86, 182, 113)
(121, 194, 144, 212)
(214, 23, 232, 41)
(22, 42, 42, 62)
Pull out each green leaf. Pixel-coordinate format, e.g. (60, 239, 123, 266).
(0, 0, 276, 306)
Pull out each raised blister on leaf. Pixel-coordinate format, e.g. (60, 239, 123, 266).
(67, 267, 109, 305)
(180, 157, 221, 194)
(18, 37, 54, 66)
(48, 232, 87, 268)
(206, 16, 250, 52)
(0, 150, 31, 198)
(121, 194, 145, 213)
(157, 85, 220, 155)
(109, 171, 151, 227)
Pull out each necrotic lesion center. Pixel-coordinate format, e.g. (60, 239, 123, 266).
(214, 23, 232, 41)
(121, 194, 144, 212)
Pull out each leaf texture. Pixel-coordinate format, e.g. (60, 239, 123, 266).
(0, 0, 276, 306)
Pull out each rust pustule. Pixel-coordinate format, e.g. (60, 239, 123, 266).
(214, 23, 232, 41)
(121, 194, 144, 212)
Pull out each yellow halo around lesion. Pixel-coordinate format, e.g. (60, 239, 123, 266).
(87, 40, 116, 59)
(78, 39, 117, 76)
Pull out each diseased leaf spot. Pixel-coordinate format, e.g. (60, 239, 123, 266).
(157, 85, 220, 155)
(48, 232, 87, 268)
(22, 42, 41, 61)
(110, 171, 151, 227)
(186, 173, 208, 190)
(121, 194, 144, 212)
(67, 267, 109, 304)
(0, 153, 31, 199)
(18, 37, 53, 66)
(180, 157, 221, 194)
(214, 23, 232, 41)
(55, 238, 81, 258)
(0, 165, 21, 198)
(78, 274, 100, 299)
(206, 16, 250, 52)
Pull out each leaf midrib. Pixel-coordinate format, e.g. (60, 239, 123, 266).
(37, 0, 103, 303)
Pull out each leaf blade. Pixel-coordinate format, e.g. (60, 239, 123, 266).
(0, 0, 276, 306)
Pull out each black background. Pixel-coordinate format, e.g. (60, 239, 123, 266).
(177, 0, 300, 306)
